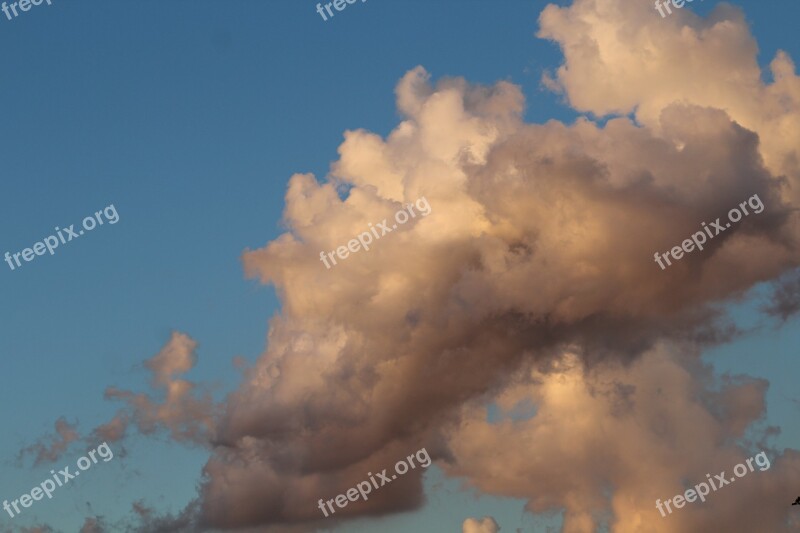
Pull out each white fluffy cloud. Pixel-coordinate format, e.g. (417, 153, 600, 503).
(538, 0, 800, 204)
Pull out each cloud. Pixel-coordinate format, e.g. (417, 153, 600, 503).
(17, 417, 79, 466)
(463, 516, 500, 533)
(23, 1, 800, 531)
(537, 0, 800, 205)
(18, 332, 217, 466)
(91, 412, 129, 443)
(79, 517, 107, 533)
(192, 0, 800, 527)
(128, 500, 199, 533)
(444, 345, 800, 532)
(200, 24, 799, 526)
(102, 331, 217, 445)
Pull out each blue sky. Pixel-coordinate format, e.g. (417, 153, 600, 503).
(1, 1, 799, 531)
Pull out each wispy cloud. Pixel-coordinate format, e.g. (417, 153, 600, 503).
(17, 417, 79, 466)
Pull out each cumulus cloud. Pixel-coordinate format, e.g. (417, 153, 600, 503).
(463, 516, 501, 533)
(444, 346, 800, 532)
(191, 1, 800, 528)
(537, 0, 800, 204)
(23, 1, 800, 531)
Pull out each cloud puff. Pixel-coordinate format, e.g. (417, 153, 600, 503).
(91, 413, 129, 444)
(463, 516, 501, 533)
(17, 417, 79, 466)
(444, 345, 800, 532)
(103, 331, 217, 445)
(538, 0, 800, 205)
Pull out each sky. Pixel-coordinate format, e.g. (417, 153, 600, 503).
(1, 0, 800, 532)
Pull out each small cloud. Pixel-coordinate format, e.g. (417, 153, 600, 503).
(17, 417, 79, 465)
(463, 516, 500, 533)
